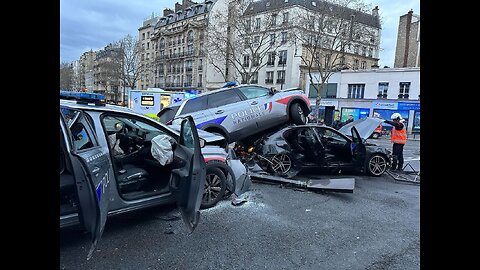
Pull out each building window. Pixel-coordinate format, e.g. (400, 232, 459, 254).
(378, 82, 388, 99)
(198, 59, 203, 71)
(281, 32, 288, 44)
(244, 37, 250, 49)
(246, 19, 251, 32)
(252, 54, 260, 67)
(187, 30, 194, 43)
(270, 33, 276, 45)
(362, 46, 367, 56)
(251, 72, 258, 84)
(283, 12, 289, 24)
(399, 82, 410, 99)
(278, 50, 287, 65)
(360, 61, 366, 69)
(271, 14, 277, 26)
(147, 31, 150, 38)
(185, 60, 193, 72)
(265, 71, 274, 84)
(146, 53, 150, 60)
(348, 84, 365, 99)
(255, 18, 261, 30)
(147, 42, 150, 50)
(277, 70, 285, 84)
(354, 45, 359, 54)
(353, 59, 359, 69)
(142, 33, 145, 40)
(198, 74, 203, 87)
(267, 52, 275, 66)
(368, 48, 373, 57)
(243, 55, 250, 67)
(254, 36, 260, 44)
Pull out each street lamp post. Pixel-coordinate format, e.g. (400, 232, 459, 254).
(281, 61, 285, 90)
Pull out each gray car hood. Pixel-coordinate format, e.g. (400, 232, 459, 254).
(168, 124, 225, 143)
(338, 117, 384, 140)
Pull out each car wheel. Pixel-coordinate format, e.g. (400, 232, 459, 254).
(269, 153, 295, 177)
(201, 166, 227, 209)
(366, 154, 388, 176)
(290, 103, 306, 125)
(372, 132, 379, 139)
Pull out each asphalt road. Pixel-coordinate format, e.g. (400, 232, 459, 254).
(60, 174, 420, 270)
(60, 134, 420, 269)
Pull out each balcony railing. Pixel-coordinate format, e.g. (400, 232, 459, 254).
(398, 94, 409, 99)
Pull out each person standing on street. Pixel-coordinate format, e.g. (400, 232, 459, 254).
(384, 113, 407, 170)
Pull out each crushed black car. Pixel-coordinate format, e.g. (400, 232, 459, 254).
(236, 117, 392, 178)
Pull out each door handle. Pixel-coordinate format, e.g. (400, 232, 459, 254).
(92, 167, 100, 177)
(251, 101, 258, 105)
(215, 110, 224, 114)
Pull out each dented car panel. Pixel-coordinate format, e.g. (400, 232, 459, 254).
(240, 121, 392, 178)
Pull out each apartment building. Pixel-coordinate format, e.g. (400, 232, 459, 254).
(241, 0, 381, 90)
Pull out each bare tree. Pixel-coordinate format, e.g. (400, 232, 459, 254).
(60, 61, 73, 90)
(116, 34, 150, 104)
(206, 0, 285, 84)
(290, 0, 379, 122)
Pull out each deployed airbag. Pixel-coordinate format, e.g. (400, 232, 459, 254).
(151, 134, 175, 165)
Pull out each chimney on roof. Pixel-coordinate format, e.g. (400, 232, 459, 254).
(163, 8, 174, 16)
(175, 2, 183, 12)
(372, 6, 379, 17)
(182, 0, 197, 8)
(408, 9, 413, 15)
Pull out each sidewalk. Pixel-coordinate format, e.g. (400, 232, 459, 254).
(407, 133, 420, 141)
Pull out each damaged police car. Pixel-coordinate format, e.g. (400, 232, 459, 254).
(162, 83, 311, 143)
(60, 91, 206, 257)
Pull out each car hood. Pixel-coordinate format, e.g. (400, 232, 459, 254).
(168, 124, 225, 143)
(338, 117, 384, 140)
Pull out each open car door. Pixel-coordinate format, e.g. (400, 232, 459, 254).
(350, 126, 366, 167)
(170, 116, 206, 232)
(60, 112, 111, 260)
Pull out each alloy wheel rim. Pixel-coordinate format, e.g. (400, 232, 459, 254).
(202, 173, 222, 204)
(271, 154, 292, 173)
(369, 156, 387, 175)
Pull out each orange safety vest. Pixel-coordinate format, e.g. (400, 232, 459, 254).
(391, 127, 407, 144)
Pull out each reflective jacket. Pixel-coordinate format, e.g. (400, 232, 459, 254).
(391, 127, 407, 144)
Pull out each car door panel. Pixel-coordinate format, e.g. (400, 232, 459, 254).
(350, 126, 366, 166)
(170, 116, 206, 232)
(60, 113, 111, 260)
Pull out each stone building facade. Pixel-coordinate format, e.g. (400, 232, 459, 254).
(394, 10, 420, 68)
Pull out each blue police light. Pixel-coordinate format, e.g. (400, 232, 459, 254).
(60, 91, 106, 105)
(223, 81, 237, 88)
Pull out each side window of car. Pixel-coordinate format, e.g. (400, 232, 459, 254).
(238, 86, 270, 99)
(208, 91, 243, 107)
(181, 96, 208, 114)
(71, 123, 95, 151)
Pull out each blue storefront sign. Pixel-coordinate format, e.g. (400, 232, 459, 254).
(398, 102, 420, 111)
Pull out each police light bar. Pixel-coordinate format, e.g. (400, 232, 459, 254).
(60, 91, 106, 106)
(223, 81, 237, 88)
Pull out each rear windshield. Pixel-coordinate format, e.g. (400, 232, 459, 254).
(157, 106, 180, 124)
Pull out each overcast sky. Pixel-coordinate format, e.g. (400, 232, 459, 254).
(60, 0, 420, 67)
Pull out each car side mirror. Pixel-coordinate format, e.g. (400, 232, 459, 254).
(269, 87, 277, 95)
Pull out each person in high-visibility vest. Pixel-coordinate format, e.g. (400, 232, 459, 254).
(384, 113, 407, 170)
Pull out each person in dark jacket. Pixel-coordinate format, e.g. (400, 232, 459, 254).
(344, 114, 354, 124)
(384, 113, 407, 170)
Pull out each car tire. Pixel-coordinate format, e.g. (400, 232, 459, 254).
(289, 103, 306, 125)
(268, 152, 298, 178)
(366, 154, 388, 176)
(201, 166, 227, 209)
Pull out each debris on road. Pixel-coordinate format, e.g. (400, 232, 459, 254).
(231, 198, 248, 206)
